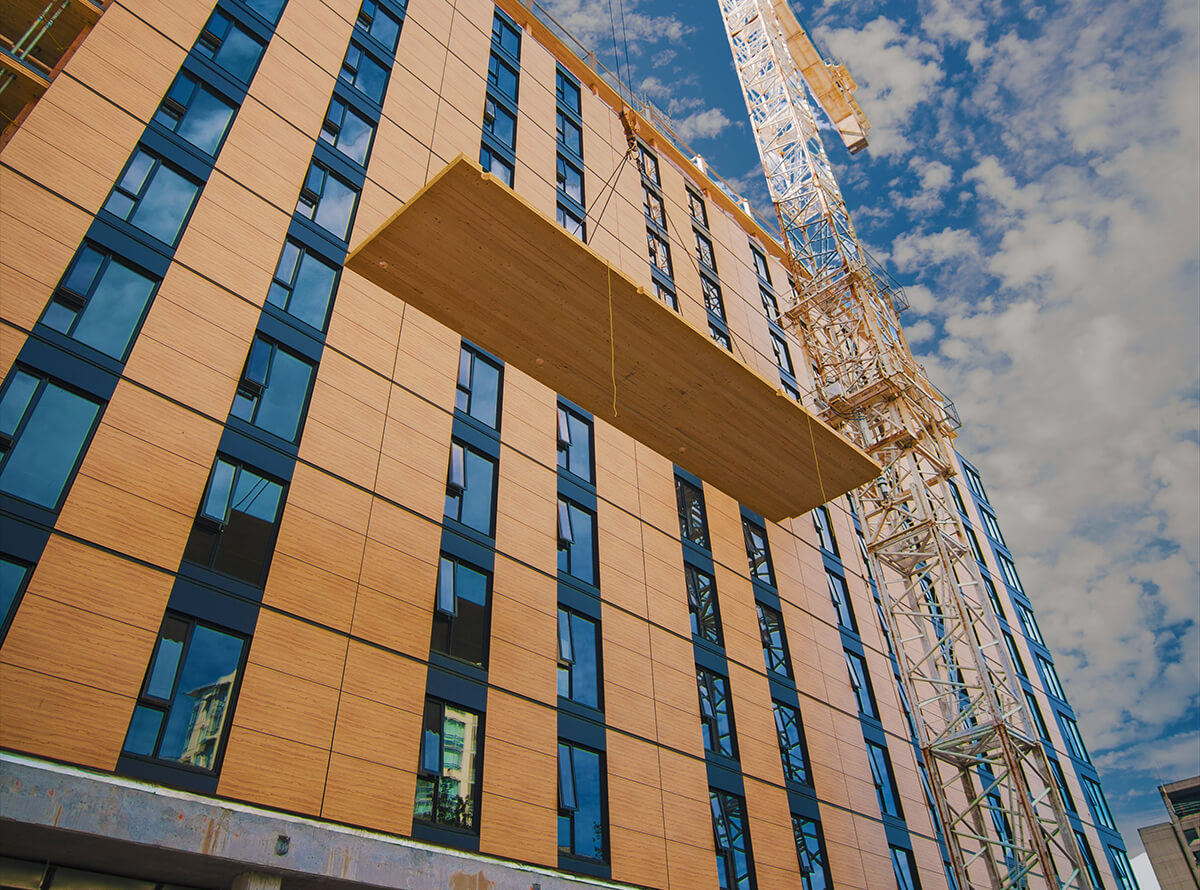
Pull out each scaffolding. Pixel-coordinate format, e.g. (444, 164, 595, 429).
(716, 1, 1091, 887)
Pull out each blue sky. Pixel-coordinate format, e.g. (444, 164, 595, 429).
(541, 0, 1200, 863)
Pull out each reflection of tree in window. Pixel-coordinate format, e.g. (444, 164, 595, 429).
(710, 789, 754, 890)
(416, 699, 482, 832)
(792, 814, 830, 890)
(686, 565, 722, 646)
(757, 604, 790, 677)
(697, 668, 736, 759)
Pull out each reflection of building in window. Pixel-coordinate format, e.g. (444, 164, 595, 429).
(416, 699, 482, 832)
(180, 670, 236, 769)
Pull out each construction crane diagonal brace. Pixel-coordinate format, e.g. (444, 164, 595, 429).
(716, 1, 1090, 888)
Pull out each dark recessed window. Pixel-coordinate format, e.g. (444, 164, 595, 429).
(558, 741, 606, 861)
(557, 111, 582, 156)
(792, 814, 830, 890)
(0, 369, 102, 510)
(812, 505, 838, 555)
(742, 518, 774, 586)
(710, 322, 732, 352)
(196, 10, 267, 84)
(0, 556, 33, 645)
(653, 279, 678, 311)
(431, 554, 490, 669)
(182, 457, 285, 586)
(41, 244, 159, 360)
(295, 161, 360, 241)
(556, 403, 593, 483)
(710, 789, 754, 890)
(416, 698, 483, 832)
(122, 613, 246, 772)
(687, 189, 708, 228)
(867, 742, 903, 818)
(756, 603, 790, 678)
(647, 229, 673, 278)
(697, 667, 736, 759)
(890, 846, 922, 890)
(558, 607, 601, 709)
(483, 95, 516, 148)
(152, 73, 237, 156)
(771, 331, 794, 377)
(320, 96, 376, 166)
(826, 570, 856, 631)
(702, 274, 725, 320)
(773, 700, 810, 785)
(637, 144, 660, 185)
(103, 148, 202, 246)
(230, 335, 316, 442)
(340, 42, 388, 104)
(694, 229, 716, 270)
(444, 440, 497, 537)
(751, 245, 771, 283)
(455, 343, 502, 429)
(948, 479, 967, 513)
(356, 0, 402, 52)
(266, 238, 340, 331)
(686, 564, 721, 646)
(845, 650, 877, 718)
(479, 143, 514, 186)
(675, 476, 709, 550)
(557, 497, 597, 586)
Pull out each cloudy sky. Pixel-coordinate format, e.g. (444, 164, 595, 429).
(540, 0, 1200, 862)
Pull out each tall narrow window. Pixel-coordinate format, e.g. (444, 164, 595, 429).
(1048, 758, 1077, 813)
(491, 12, 520, 56)
(647, 229, 673, 278)
(152, 73, 237, 156)
(773, 701, 810, 785)
(196, 9, 267, 83)
(340, 41, 388, 104)
(697, 668, 736, 759)
(982, 575, 1005, 618)
(556, 156, 584, 205)
(320, 96, 376, 166)
(266, 238, 340, 331)
(890, 846, 923, 890)
(557, 497, 597, 585)
(694, 229, 716, 270)
(1016, 602, 1045, 646)
(826, 570, 856, 631)
(122, 614, 246, 773)
(997, 553, 1024, 593)
(1059, 713, 1092, 763)
(1004, 631, 1028, 678)
(962, 463, 989, 502)
(643, 185, 665, 227)
(1082, 776, 1117, 830)
(230, 336, 316, 442)
(701, 274, 726, 320)
(792, 815, 830, 890)
(812, 505, 838, 554)
(482, 95, 516, 148)
(1036, 655, 1066, 700)
(687, 189, 708, 227)
(742, 518, 774, 586)
(1075, 831, 1106, 889)
(980, 508, 1006, 546)
(557, 110, 582, 155)
(751, 245, 771, 283)
(1108, 846, 1136, 890)
(444, 440, 497, 536)
(1024, 690, 1052, 741)
(710, 789, 755, 890)
(455, 343, 503, 429)
(675, 476, 709, 549)
(759, 286, 779, 321)
(947, 479, 967, 514)
(756, 603, 791, 677)
(558, 742, 607, 861)
(295, 161, 359, 241)
(479, 143, 514, 186)
(845, 650, 877, 718)
(771, 332, 794, 377)
(103, 148, 202, 246)
(356, 0, 402, 52)
(638, 144, 660, 185)
(964, 525, 985, 563)
(558, 608, 601, 709)
(556, 404, 593, 482)
(685, 564, 722, 646)
(866, 741, 903, 818)
(431, 555, 490, 669)
(415, 698, 483, 832)
(0, 369, 102, 509)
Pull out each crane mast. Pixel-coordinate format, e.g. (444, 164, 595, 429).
(715, 1, 1090, 887)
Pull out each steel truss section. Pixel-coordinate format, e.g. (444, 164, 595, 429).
(716, 1, 1090, 887)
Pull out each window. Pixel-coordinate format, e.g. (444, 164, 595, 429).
(103, 148, 201, 246)
(557, 497, 597, 585)
(340, 42, 388, 104)
(964, 525, 985, 563)
(1048, 758, 1077, 813)
(647, 229, 673, 278)
(356, 0, 403, 52)
(483, 95, 516, 148)
(486, 54, 518, 100)
(701, 274, 725, 320)
(122, 614, 246, 772)
(773, 701, 810, 785)
(196, 9, 267, 83)
(697, 667, 736, 758)
(1074, 830, 1105, 889)
(826, 570, 856, 631)
(557, 203, 585, 240)
(982, 575, 1004, 618)
(760, 286, 779, 322)
(0, 556, 32, 643)
(230, 336, 316, 442)
(756, 604, 790, 677)
(432, 554, 490, 668)
(558, 608, 600, 709)
(555, 156, 584, 205)
(947, 479, 967, 513)
(675, 476, 709, 549)
(1024, 690, 1051, 741)
(856, 532, 875, 583)
(845, 650, 877, 718)
(980, 509, 1006, 546)
(742, 518, 774, 586)
(0, 369, 101, 509)
(1060, 714, 1091, 763)
(1082, 776, 1116, 830)
(296, 161, 359, 241)
(1016, 602, 1044, 645)
(812, 505, 838, 554)
(1108, 846, 1136, 890)
(687, 189, 708, 227)
(643, 185, 665, 227)
(694, 229, 716, 270)
(997, 553, 1023, 593)
(685, 564, 722, 645)
(244, 0, 286, 24)
(558, 742, 606, 861)
(455, 343, 502, 429)
(556, 111, 582, 155)
(479, 143, 514, 186)
(491, 13, 520, 57)
(416, 698, 483, 832)
(1003, 631, 1028, 678)
(890, 846, 922, 890)
(555, 69, 581, 115)
(710, 790, 754, 890)
(41, 244, 159, 360)
(751, 246, 771, 283)
(653, 279, 678, 311)
(266, 238, 340, 331)
(866, 741, 903, 817)
(710, 323, 732, 351)
(637, 144, 660, 185)
(152, 73, 237, 156)
(556, 403, 593, 482)
(792, 815, 830, 890)
(320, 96, 375, 166)
(962, 463, 988, 502)
(1036, 655, 1066, 699)
(183, 457, 285, 585)
(444, 440, 497, 536)
(771, 331, 794, 377)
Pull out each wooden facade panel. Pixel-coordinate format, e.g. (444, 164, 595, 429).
(103, 380, 222, 468)
(657, 748, 714, 812)
(494, 447, 556, 574)
(394, 308, 460, 397)
(706, 484, 749, 579)
(363, 495, 441, 578)
(0, 662, 129, 770)
(263, 550, 358, 632)
(483, 690, 555, 753)
(479, 735, 555, 806)
(743, 778, 801, 887)
(325, 276, 404, 379)
(603, 676, 658, 742)
(478, 792, 557, 867)
(232, 661, 341, 751)
(340, 640, 427, 714)
(331, 690, 421, 769)
(728, 665, 785, 786)
(364, 120, 431, 212)
(490, 558, 556, 703)
(593, 418, 640, 514)
(287, 462, 374, 537)
(218, 724, 328, 815)
(0, 592, 156, 699)
(610, 825, 669, 890)
(354, 179, 407, 248)
(246, 28, 338, 136)
(428, 105, 483, 176)
(655, 699, 702, 756)
(273, 0, 356, 92)
(273, 502, 367, 583)
(321, 750, 415, 837)
(383, 60, 441, 152)
(357, 534, 439, 611)
(714, 563, 763, 673)
(349, 583, 434, 659)
(56, 473, 194, 571)
(500, 365, 555, 468)
(436, 48, 487, 139)
(665, 837, 718, 890)
(479, 694, 557, 863)
(298, 415, 382, 491)
(248, 609, 348, 690)
(643, 549, 689, 640)
(74, 420, 209, 518)
(215, 93, 315, 214)
(116, 0, 211, 48)
(634, 442, 678, 535)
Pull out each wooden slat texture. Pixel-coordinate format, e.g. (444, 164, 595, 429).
(322, 751, 416, 836)
(489, 555, 556, 704)
(346, 156, 878, 521)
(218, 725, 328, 815)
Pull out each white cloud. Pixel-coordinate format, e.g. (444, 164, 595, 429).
(672, 108, 735, 143)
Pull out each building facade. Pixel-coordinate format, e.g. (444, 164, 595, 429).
(1139, 777, 1200, 889)
(0, 1, 1134, 888)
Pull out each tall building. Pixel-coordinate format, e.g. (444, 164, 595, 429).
(1140, 777, 1200, 889)
(0, 1, 1135, 888)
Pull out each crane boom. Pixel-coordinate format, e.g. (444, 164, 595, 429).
(715, 2, 1091, 887)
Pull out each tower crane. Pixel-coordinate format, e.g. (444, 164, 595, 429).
(715, 2, 1091, 887)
